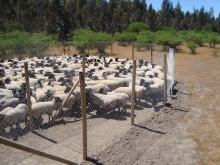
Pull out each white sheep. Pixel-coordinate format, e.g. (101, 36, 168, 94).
(112, 85, 146, 102)
(0, 104, 27, 129)
(85, 83, 110, 94)
(0, 98, 19, 112)
(31, 97, 62, 122)
(35, 85, 54, 102)
(89, 92, 129, 114)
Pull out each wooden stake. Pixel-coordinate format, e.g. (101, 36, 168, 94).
(87, 43, 89, 55)
(63, 42, 66, 55)
(10, 44, 13, 59)
(131, 60, 136, 125)
(0, 136, 77, 165)
(36, 43, 39, 57)
(150, 44, 153, 64)
(132, 42, 134, 60)
(24, 62, 34, 132)
(82, 54, 85, 73)
(79, 72, 87, 160)
(111, 42, 113, 56)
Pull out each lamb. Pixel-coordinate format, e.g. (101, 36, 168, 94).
(0, 104, 27, 129)
(31, 97, 62, 122)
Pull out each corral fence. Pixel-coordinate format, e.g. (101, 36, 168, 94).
(0, 42, 175, 164)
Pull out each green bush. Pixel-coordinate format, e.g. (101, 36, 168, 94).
(185, 31, 206, 47)
(0, 31, 30, 55)
(206, 32, 220, 48)
(135, 31, 155, 50)
(28, 33, 54, 56)
(154, 31, 182, 49)
(72, 29, 112, 53)
(72, 29, 94, 53)
(186, 41, 197, 54)
(0, 31, 54, 57)
(114, 32, 137, 46)
(125, 22, 150, 34)
(89, 32, 112, 53)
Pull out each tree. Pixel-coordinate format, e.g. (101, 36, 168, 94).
(147, 4, 157, 31)
(173, 1, 184, 30)
(160, 0, 174, 27)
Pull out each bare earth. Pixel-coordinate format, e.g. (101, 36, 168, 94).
(81, 44, 220, 165)
(0, 44, 220, 165)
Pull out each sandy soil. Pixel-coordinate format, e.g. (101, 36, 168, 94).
(0, 44, 220, 165)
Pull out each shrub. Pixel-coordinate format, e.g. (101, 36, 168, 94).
(135, 31, 155, 51)
(186, 41, 197, 54)
(125, 22, 150, 34)
(211, 48, 220, 57)
(185, 31, 206, 47)
(72, 29, 94, 53)
(28, 33, 54, 56)
(90, 32, 112, 53)
(206, 32, 220, 48)
(114, 32, 137, 46)
(0, 31, 30, 55)
(155, 31, 182, 49)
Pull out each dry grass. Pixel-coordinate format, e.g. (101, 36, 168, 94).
(109, 43, 220, 165)
(174, 44, 220, 165)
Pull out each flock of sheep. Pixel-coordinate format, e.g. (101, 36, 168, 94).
(0, 54, 165, 131)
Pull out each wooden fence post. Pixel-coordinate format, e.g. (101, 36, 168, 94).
(36, 43, 39, 57)
(164, 54, 167, 106)
(82, 54, 85, 73)
(132, 42, 134, 59)
(79, 72, 87, 160)
(0, 136, 77, 165)
(63, 42, 66, 55)
(150, 44, 153, 64)
(87, 42, 89, 55)
(131, 60, 136, 125)
(111, 42, 113, 56)
(10, 44, 13, 59)
(24, 62, 34, 132)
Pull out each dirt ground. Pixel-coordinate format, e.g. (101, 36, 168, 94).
(81, 44, 220, 165)
(0, 44, 220, 165)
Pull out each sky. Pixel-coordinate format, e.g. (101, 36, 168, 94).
(146, 0, 220, 18)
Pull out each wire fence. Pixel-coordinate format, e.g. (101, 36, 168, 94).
(0, 42, 175, 164)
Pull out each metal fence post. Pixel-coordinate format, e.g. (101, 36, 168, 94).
(24, 62, 34, 132)
(164, 54, 167, 106)
(79, 72, 87, 160)
(131, 60, 136, 125)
